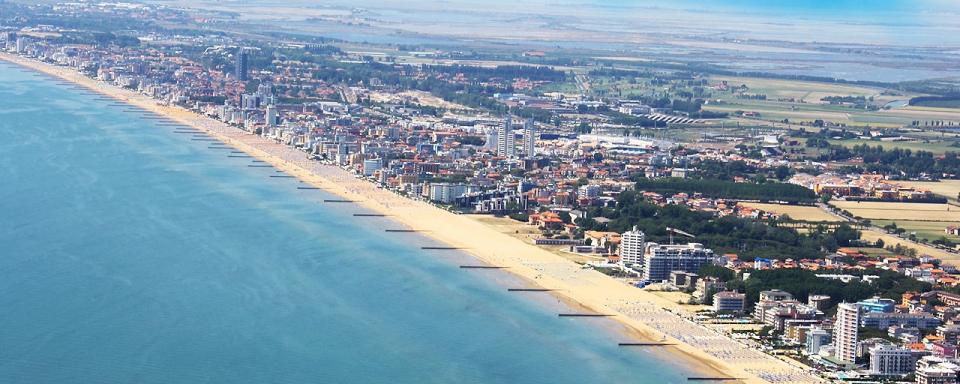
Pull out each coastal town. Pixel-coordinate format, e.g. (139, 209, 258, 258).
(5, 1, 960, 383)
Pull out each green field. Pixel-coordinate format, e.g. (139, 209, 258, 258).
(703, 76, 960, 129)
(873, 219, 960, 243)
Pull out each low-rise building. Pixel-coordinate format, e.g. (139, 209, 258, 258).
(861, 312, 941, 329)
(869, 343, 921, 376)
(917, 356, 960, 384)
(713, 291, 745, 313)
(805, 327, 832, 355)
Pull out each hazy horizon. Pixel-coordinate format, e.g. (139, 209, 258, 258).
(165, 0, 960, 47)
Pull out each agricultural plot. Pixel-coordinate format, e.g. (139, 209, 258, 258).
(740, 202, 841, 222)
(832, 201, 959, 221)
(704, 76, 960, 128)
(902, 180, 960, 202)
(872, 220, 960, 242)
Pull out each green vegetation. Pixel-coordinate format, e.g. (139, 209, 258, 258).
(802, 130, 960, 177)
(697, 160, 793, 182)
(576, 190, 859, 260)
(698, 264, 736, 281)
(910, 96, 960, 109)
(727, 269, 930, 311)
(634, 177, 816, 203)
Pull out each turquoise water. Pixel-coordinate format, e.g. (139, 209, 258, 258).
(0, 62, 695, 383)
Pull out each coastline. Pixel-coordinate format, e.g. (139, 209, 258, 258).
(0, 53, 818, 384)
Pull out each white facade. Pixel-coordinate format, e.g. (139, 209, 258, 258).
(265, 104, 278, 127)
(713, 291, 745, 313)
(578, 184, 601, 199)
(362, 159, 382, 177)
(521, 118, 536, 157)
(917, 356, 960, 384)
(496, 117, 515, 158)
(833, 303, 861, 363)
(429, 183, 467, 204)
(805, 327, 831, 355)
(619, 226, 645, 267)
(869, 344, 917, 376)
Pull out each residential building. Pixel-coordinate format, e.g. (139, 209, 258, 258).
(869, 344, 919, 376)
(265, 104, 278, 127)
(428, 183, 467, 204)
(753, 300, 821, 331)
(917, 356, 960, 384)
(858, 297, 896, 313)
(760, 289, 794, 302)
(642, 242, 715, 282)
(619, 226, 645, 267)
(805, 327, 832, 355)
(362, 159, 382, 177)
(521, 118, 536, 158)
(807, 295, 831, 311)
(235, 48, 249, 81)
(713, 291, 746, 313)
(833, 303, 861, 363)
(861, 312, 941, 329)
(496, 117, 515, 158)
(693, 277, 725, 303)
(669, 271, 698, 290)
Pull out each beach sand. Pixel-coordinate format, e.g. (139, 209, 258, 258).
(0, 53, 823, 384)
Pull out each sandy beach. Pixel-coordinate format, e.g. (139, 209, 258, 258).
(1, 52, 822, 384)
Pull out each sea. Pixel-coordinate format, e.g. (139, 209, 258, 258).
(0, 61, 697, 383)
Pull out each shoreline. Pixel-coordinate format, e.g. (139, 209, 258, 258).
(1, 53, 817, 384)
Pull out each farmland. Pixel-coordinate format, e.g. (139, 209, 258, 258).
(831, 201, 958, 221)
(739, 202, 841, 222)
(702, 76, 960, 129)
(872, 220, 960, 243)
(902, 180, 960, 202)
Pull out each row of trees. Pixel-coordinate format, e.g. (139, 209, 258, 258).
(633, 177, 817, 203)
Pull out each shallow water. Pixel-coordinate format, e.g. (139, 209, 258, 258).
(0, 62, 696, 383)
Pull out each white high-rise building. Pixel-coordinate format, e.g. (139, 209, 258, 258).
(521, 118, 536, 158)
(833, 303, 861, 363)
(496, 117, 515, 158)
(265, 104, 278, 127)
(619, 226, 645, 267)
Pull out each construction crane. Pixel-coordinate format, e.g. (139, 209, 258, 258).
(665, 227, 695, 245)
